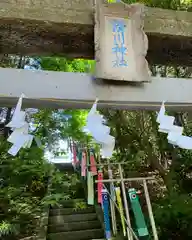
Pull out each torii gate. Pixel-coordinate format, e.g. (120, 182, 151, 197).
(0, 0, 191, 111)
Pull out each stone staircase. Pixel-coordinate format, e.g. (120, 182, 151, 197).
(47, 199, 104, 240)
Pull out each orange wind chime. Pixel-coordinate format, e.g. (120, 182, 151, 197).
(97, 170, 103, 204)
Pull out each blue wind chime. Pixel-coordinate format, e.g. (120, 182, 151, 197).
(102, 189, 112, 240)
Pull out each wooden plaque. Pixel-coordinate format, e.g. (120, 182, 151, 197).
(94, 0, 151, 82)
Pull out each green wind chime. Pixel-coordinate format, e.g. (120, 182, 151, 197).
(128, 188, 149, 237)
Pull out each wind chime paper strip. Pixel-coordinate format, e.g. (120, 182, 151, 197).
(97, 170, 103, 204)
(90, 151, 97, 175)
(87, 171, 94, 205)
(102, 189, 111, 240)
(128, 188, 149, 237)
(115, 187, 126, 236)
(81, 151, 87, 177)
(72, 145, 77, 167)
(78, 151, 82, 164)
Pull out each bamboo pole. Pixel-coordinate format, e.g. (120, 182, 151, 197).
(118, 164, 133, 240)
(108, 163, 117, 235)
(95, 176, 155, 183)
(94, 162, 157, 240)
(87, 162, 135, 166)
(143, 180, 159, 240)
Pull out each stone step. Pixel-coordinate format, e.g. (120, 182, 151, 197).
(48, 220, 101, 233)
(54, 163, 73, 172)
(51, 199, 86, 208)
(47, 229, 104, 240)
(48, 213, 97, 225)
(49, 207, 95, 216)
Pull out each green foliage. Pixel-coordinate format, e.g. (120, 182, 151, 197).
(48, 170, 81, 202)
(73, 201, 87, 211)
(154, 193, 192, 238)
(0, 139, 51, 239)
(0, 137, 83, 238)
(0, 221, 18, 238)
(123, 0, 191, 10)
(41, 57, 94, 73)
(41, 193, 70, 206)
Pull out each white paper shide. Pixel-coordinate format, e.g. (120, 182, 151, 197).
(85, 99, 115, 157)
(6, 94, 34, 156)
(157, 102, 192, 150)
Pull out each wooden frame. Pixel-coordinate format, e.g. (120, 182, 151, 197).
(95, 163, 158, 240)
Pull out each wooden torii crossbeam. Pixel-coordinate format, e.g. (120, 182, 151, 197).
(0, 0, 191, 66)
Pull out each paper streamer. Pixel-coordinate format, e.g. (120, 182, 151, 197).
(101, 139, 115, 158)
(97, 170, 103, 203)
(157, 102, 192, 150)
(115, 187, 126, 236)
(87, 171, 94, 205)
(72, 145, 77, 167)
(6, 94, 34, 156)
(6, 94, 26, 129)
(85, 99, 115, 158)
(78, 150, 82, 164)
(102, 189, 112, 240)
(90, 151, 97, 175)
(81, 151, 87, 177)
(7, 128, 33, 156)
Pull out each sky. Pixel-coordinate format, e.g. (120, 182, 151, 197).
(24, 59, 72, 164)
(44, 140, 72, 163)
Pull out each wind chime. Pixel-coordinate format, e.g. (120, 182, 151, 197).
(70, 97, 160, 240)
(100, 178, 156, 240)
(128, 188, 149, 237)
(78, 157, 115, 240)
(71, 142, 98, 206)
